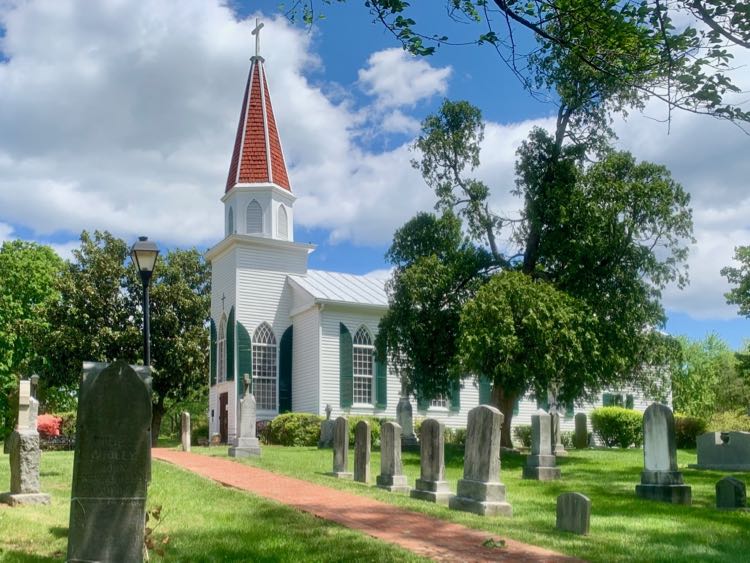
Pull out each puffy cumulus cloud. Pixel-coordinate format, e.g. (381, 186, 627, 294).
(0, 222, 14, 243)
(358, 48, 451, 108)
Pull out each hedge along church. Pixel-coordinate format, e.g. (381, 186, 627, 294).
(206, 25, 653, 445)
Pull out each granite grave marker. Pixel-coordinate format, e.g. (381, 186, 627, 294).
(331, 416, 352, 479)
(410, 418, 453, 504)
(354, 420, 371, 483)
(556, 492, 591, 535)
(523, 409, 561, 480)
(377, 421, 410, 493)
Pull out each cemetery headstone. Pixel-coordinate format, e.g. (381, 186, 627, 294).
(635, 403, 691, 504)
(690, 431, 750, 471)
(318, 403, 335, 448)
(181, 411, 191, 452)
(410, 418, 453, 504)
(574, 413, 588, 449)
(210, 433, 222, 446)
(449, 405, 512, 516)
(716, 476, 746, 509)
(551, 411, 567, 456)
(523, 409, 561, 480)
(331, 416, 352, 479)
(397, 394, 419, 450)
(556, 492, 591, 535)
(67, 361, 152, 562)
(377, 421, 410, 493)
(17, 379, 31, 430)
(229, 375, 261, 458)
(0, 379, 50, 506)
(354, 420, 371, 483)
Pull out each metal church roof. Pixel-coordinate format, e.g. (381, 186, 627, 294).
(288, 269, 389, 308)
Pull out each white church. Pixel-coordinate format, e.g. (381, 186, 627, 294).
(206, 36, 652, 445)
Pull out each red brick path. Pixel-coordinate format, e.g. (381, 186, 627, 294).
(152, 449, 581, 562)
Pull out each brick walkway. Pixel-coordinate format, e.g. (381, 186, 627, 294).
(152, 449, 581, 562)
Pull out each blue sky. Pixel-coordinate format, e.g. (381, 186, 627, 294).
(0, 0, 748, 348)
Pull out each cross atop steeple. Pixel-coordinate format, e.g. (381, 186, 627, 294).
(251, 18, 264, 59)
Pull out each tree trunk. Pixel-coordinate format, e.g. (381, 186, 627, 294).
(492, 386, 518, 448)
(151, 400, 165, 447)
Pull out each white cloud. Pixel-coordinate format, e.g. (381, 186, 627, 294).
(0, 222, 14, 243)
(381, 110, 421, 135)
(358, 48, 451, 108)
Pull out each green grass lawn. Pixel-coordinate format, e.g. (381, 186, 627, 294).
(191, 444, 750, 562)
(0, 451, 426, 562)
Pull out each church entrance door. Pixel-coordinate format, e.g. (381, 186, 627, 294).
(219, 392, 228, 443)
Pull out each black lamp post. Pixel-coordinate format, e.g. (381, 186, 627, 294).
(130, 236, 159, 366)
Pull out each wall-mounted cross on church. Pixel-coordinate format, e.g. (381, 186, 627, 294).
(252, 19, 264, 58)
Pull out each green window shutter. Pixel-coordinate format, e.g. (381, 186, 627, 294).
(536, 396, 549, 411)
(417, 394, 430, 411)
(513, 398, 520, 415)
(339, 323, 353, 408)
(478, 376, 492, 405)
(449, 380, 461, 412)
(237, 321, 252, 397)
(375, 356, 387, 409)
(226, 307, 235, 381)
(613, 394, 624, 407)
(602, 393, 613, 406)
(565, 401, 574, 417)
(625, 394, 634, 410)
(210, 319, 217, 386)
(279, 326, 293, 413)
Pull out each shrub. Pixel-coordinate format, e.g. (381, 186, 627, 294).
(707, 409, 750, 433)
(265, 413, 323, 446)
(347, 416, 385, 448)
(674, 414, 708, 449)
(561, 431, 575, 450)
(36, 414, 62, 438)
(57, 411, 77, 437)
(448, 427, 467, 446)
(513, 425, 532, 448)
(591, 407, 643, 448)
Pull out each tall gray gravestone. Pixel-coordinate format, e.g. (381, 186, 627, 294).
(377, 421, 410, 493)
(410, 418, 453, 504)
(716, 476, 746, 509)
(67, 361, 152, 563)
(229, 375, 261, 458)
(181, 411, 191, 452)
(0, 379, 50, 506)
(331, 417, 352, 479)
(574, 413, 588, 449)
(450, 405, 512, 516)
(397, 394, 419, 450)
(354, 420, 371, 483)
(318, 404, 335, 448)
(635, 403, 691, 505)
(551, 411, 567, 456)
(556, 492, 591, 535)
(691, 431, 750, 471)
(523, 409, 561, 480)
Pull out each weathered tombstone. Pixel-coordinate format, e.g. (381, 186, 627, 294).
(690, 432, 750, 471)
(331, 417, 352, 479)
(181, 411, 191, 452)
(574, 413, 588, 449)
(318, 403, 335, 448)
(67, 361, 152, 562)
(397, 391, 419, 450)
(28, 397, 39, 431)
(410, 418, 453, 504)
(377, 421, 410, 493)
(449, 405, 512, 516)
(551, 411, 567, 456)
(556, 493, 591, 535)
(354, 420, 371, 483)
(229, 375, 262, 458)
(210, 433, 221, 446)
(716, 476, 746, 509)
(523, 409, 561, 480)
(635, 403, 691, 504)
(0, 379, 50, 506)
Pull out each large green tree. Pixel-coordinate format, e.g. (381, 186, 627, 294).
(0, 240, 63, 434)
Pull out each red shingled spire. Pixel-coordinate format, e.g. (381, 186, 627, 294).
(226, 56, 291, 193)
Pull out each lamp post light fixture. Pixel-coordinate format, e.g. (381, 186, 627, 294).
(130, 236, 159, 366)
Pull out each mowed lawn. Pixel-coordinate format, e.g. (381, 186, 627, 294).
(192, 444, 750, 562)
(0, 451, 426, 562)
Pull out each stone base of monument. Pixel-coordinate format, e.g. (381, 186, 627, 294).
(449, 479, 512, 516)
(689, 463, 750, 471)
(330, 471, 353, 479)
(0, 492, 50, 506)
(523, 454, 561, 480)
(410, 479, 453, 504)
(376, 474, 410, 493)
(636, 471, 691, 504)
(400, 435, 419, 452)
(228, 437, 261, 458)
(553, 446, 568, 457)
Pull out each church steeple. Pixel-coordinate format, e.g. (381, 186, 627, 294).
(225, 20, 291, 193)
(222, 21, 296, 243)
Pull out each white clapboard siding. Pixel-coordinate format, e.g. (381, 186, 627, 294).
(291, 305, 320, 414)
(208, 250, 235, 438)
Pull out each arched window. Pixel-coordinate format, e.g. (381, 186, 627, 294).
(217, 313, 227, 383)
(353, 326, 374, 404)
(277, 205, 288, 240)
(246, 200, 263, 234)
(252, 322, 277, 410)
(227, 207, 234, 236)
